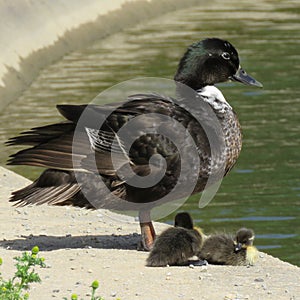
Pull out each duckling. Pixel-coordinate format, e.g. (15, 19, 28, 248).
(174, 212, 194, 229)
(146, 212, 205, 267)
(175, 211, 209, 242)
(199, 228, 258, 266)
(7, 38, 262, 250)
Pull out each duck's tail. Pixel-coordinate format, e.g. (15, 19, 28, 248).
(6, 120, 90, 170)
(9, 168, 93, 208)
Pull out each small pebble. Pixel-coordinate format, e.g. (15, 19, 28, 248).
(234, 283, 243, 286)
(224, 293, 235, 300)
(111, 292, 117, 297)
(254, 278, 264, 282)
(87, 269, 93, 273)
(166, 273, 171, 280)
(189, 264, 195, 269)
(261, 284, 267, 290)
(200, 266, 208, 272)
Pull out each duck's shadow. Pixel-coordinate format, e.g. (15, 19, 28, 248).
(0, 233, 141, 251)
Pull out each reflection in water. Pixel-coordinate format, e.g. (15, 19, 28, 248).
(0, 0, 299, 265)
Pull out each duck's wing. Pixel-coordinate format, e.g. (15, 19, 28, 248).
(7, 94, 180, 175)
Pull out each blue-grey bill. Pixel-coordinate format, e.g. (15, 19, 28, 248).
(231, 67, 263, 88)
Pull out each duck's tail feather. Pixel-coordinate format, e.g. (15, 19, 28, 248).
(9, 169, 130, 210)
(6, 122, 90, 170)
(9, 169, 92, 208)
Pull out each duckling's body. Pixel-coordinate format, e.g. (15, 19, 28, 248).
(146, 226, 202, 267)
(199, 228, 258, 266)
(146, 212, 204, 267)
(7, 38, 262, 250)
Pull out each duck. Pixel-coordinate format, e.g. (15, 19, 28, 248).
(175, 212, 208, 241)
(6, 38, 262, 251)
(198, 227, 259, 266)
(174, 212, 194, 229)
(146, 212, 205, 267)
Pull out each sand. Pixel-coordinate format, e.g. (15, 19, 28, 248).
(0, 166, 299, 300)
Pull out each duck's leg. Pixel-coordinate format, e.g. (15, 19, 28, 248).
(138, 210, 156, 251)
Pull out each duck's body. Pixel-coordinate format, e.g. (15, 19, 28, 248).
(199, 228, 259, 266)
(7, 38, 262, 250)
(146, 212, 204, 267)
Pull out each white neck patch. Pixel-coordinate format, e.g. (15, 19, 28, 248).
(197, 85, 232, 113)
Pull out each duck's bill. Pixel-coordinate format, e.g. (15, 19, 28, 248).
(234, 243, 243, 252)
(231, 67, 263, 88)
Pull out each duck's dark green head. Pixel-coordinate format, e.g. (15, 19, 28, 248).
(234, 228, 255, 252)
(174, 38, 262, 90)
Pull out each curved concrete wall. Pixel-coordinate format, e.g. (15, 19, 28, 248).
(0, 0, 201, 109)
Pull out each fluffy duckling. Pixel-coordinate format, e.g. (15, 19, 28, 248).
(146, 212, 205, 267)
(175, 212, 208, 240)
(199, 228, 258, 266)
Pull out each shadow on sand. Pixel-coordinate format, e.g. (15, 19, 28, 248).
(0, 233, 141, 251)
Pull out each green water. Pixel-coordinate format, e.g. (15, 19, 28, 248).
(0, 0, 299, 265)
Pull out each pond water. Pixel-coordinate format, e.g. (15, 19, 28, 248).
(0, 0, 299, 265)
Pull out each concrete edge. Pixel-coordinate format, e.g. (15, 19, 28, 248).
(1, 165, 299, 270)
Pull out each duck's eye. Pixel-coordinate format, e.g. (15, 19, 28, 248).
(221, 52, 231, 60)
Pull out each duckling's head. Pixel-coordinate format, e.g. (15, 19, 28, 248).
(234, 228, 255, 252)
(174, 38, 262, 90)
(174, 212, 193, 230)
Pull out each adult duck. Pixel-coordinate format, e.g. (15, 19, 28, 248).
(7, 38, 262, 250)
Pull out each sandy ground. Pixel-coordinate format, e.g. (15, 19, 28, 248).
(0, 166, 299, 300)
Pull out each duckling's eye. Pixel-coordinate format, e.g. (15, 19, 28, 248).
(221, 52, 231, 60)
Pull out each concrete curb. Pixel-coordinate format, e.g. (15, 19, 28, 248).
(0, 166, 299, 299)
